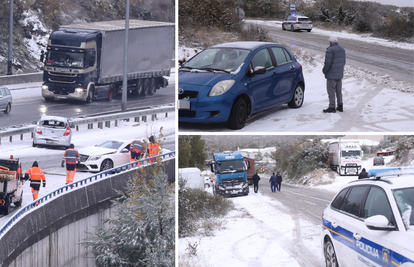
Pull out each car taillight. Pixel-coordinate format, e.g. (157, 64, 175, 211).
(295, 22, 301, 24)
(63, 125, 71, 136)
(309, 22, 313, 24)
(36, 127, 42, 135)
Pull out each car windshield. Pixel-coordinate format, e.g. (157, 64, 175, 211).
(217, 160, 245, 173)
(97, 140, 124, 150)
(341, 150, 361, 157)
(298, 17, 310, 21)
(182, 48, 251, 72)
(41, 120, 66, 128)
(393, 187, 414, 231)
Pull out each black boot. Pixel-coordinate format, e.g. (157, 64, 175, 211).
(323, 107, 336, 113)
(336, 105, 343, 112)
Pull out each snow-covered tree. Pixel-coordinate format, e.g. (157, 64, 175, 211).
(83, 170, 175, 267)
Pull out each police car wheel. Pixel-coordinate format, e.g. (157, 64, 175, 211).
(324, 239, 338, 267)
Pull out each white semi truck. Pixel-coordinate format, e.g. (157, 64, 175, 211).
(329, 141, 363, 176)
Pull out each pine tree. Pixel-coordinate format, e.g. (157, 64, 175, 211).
(82, 167, 175, 266)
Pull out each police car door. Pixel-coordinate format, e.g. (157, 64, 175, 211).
(332, 185, 370, 267)
(357, 186, 414, 267)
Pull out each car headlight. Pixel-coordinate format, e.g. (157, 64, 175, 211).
(218, 185, 225, 190)
(88, 155, 101, 161)
(208, 80, 235, 97)
(42, 85, 48, 90)
(75, 88, 85, 93)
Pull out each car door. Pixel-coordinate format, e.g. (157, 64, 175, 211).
(270, 47, 296, 104)
(0, 88, 5, 109)
(331, 185, 370, 267)
(244, 48, 279, 112)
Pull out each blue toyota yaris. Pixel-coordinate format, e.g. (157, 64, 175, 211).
(178, 41, 305, 130)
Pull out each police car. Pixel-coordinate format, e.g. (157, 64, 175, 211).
(321, 167, 414, 267)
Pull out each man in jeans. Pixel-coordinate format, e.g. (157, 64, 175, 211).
(322, 36, 346, 113)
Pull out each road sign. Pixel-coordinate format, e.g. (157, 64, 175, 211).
(289, 3, 296, 11)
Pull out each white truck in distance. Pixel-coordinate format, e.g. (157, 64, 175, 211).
(329, 141, 363, 176)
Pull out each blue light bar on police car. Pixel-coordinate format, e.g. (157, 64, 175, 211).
(368, 167, 414, 177)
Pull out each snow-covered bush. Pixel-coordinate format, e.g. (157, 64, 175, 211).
(179, 177, 234, 238)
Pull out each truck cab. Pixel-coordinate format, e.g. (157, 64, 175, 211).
(211, 151, 249, 197)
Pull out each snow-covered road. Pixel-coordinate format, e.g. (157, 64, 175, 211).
(178, 155, 396, 266)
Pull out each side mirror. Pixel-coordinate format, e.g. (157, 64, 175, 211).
(70, 124, 75, 129)
(122, 148, 129, 153)
(364, 215, 396, 231)
(253, 66, 266, 75)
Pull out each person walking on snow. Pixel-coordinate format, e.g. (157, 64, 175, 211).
(25, 161, 46, 201)
(269, 173, 277, 193)
(62, 143, 80, 184)
(322, 36, 346, 113)
(252, 172, 261, 193)
(276, 171, 283, 192)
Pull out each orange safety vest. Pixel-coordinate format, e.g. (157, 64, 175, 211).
(26, 167, 46, 185)
(148, 143, 159, 158)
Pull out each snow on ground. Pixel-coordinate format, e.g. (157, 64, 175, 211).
(178, 26, 414, 132)
(178, 155, 400, 267)
(0, 113, 175, 228)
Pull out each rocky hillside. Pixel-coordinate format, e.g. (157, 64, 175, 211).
(0, 0, 175, 75)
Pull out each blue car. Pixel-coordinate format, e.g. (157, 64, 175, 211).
(178, 42, 305, 129)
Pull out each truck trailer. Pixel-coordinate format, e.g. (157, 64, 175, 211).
(41, 20, 174, 102)
(211, 151, 250, 197)
(329, 141, 363, 176)
(244, 157, 255, 185)
(0, 157, 25, 215)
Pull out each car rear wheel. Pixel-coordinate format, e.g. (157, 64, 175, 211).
(100, 159, 114, 171)
(307, 29, 312, 32)
(324, 239, 339, 267)
(4, 103, 11, 114)
(228, 98, 247, 130)
(291, 25, 295, 31)
(288, 84, 304, 108)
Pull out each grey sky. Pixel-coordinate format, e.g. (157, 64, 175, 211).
(370, 0, 414, 7)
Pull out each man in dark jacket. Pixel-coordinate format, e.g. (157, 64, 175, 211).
(359, 168, 369, 179)
(252, 172, 261, 193)
(276, 171, 283, 192)
(269, 173, 277, 193)
(322, 36, 346, 113)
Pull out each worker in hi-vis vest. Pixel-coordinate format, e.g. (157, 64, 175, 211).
(61, 143, 80, 184)
(25, 161, 46, 201)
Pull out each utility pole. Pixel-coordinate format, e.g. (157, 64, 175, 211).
(7, 0, 13, 75)
(121, 0, 130, 112)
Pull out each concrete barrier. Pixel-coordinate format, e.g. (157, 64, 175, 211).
(0, 158, 175, 267)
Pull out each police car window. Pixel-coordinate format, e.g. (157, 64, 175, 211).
(339, 186, 368, 217)
(393, 187, 414, 230)
(250, 48, 273, 69)
(363, 186, 394, 225)
(331, 188, 348, 210)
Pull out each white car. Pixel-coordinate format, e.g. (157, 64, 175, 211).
(204, 177, 214, 188)
(282, 14, 313, 32)
(321, 167, 414, 267)
(32, 116, 74, 149)
(78, 139, 132, 172)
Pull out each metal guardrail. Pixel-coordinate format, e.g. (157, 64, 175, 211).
(0, 151, 175, 238)
(0, 104, 175, 144)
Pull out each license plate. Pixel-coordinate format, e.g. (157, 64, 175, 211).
(56, 95, 67, 99)
(46, 140, 57, 144)
(178, 99, 190, 109)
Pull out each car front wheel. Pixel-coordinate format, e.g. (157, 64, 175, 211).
(100, 159, 114, 171)
(4, 103, 11, 114)
(288, 84, 304, 108)
(228, 98, 247, 130)
(324, 239, 339, 267)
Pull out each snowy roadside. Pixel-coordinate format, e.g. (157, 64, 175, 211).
(178, 27, 414, 132)
(0, 114, 175, 227)
(178, 155, 400, 267)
